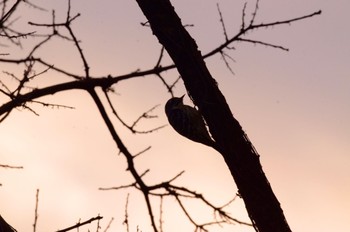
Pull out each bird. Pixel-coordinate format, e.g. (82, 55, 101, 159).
(165, 95, 219, 151)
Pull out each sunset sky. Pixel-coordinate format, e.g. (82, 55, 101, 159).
(1, 0, 349, 232)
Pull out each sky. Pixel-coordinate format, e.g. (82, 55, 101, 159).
(0, 0, 349, 232)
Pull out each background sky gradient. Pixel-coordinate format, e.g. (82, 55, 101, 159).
(1, 0, 349, 232)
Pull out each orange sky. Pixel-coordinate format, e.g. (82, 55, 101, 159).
(1, 0, 349, 232)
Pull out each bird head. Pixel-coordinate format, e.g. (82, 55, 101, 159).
(165, 95, 185, 115)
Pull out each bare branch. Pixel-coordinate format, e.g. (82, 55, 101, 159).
(130, 104, 165, 133)
(205, 9, 321, 59)
(155, 46, 165, 68)
(0, 164, 23, 169)
(168, 185, 251, 226)
(96, 214, 102, 232)
(0, 110, 11, 123)
(102, 217, 114, 232)
(29, 100, 75, 110)
(236, 38, 289, 51)
(64, 19, 90, 78)
(104, 90, 166, 134)
(240, 2, 248, 30)
(249, 0, 260, 26)
(159, 196, 164, 232)
(216, 4, 228, 41)
(168, 76, 181, 93)
(56, 216, 103, 232)
(220, 51, 235, 75)
(0, 0, 37, 47)
(251, 10, 321, 30)
(123, 194, 130, 232)
(134, 146, 152, 158)
(155, 73, 173, 95)
(88, 88, 159, 232)
(33, 189, 39, 232)
(174, 193, 205, 231)
(2, 5, 319, 116)
(99, 182, 136, 191)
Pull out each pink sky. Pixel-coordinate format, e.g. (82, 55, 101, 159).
(1, 0, 349, 231)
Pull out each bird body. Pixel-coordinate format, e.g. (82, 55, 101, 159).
(165, 95, 217, 150)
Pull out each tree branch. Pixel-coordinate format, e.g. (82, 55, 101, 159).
(56, 216, 103, 232)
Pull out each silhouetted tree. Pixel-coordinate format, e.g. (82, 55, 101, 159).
(0, 0, 321, 231)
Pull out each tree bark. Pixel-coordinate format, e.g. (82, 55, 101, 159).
(0, 215, 16, 232)
(135, 1, 292, 231)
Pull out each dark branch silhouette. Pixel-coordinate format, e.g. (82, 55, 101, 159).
(33, 189, 39, 232)
(56, 216, 103, 232)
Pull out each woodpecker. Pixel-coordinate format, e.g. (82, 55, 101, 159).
(165, 95, 218, 151)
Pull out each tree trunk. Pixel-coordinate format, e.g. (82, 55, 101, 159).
(134, 1, 292, 231)
(0, 215, 17, 232)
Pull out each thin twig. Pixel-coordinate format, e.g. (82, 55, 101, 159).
(33, 189, 39, 232)
(102, 217, 114, 232)
(249, 0, 260, 26)
(155, 46, 165, 68)
(236, 38, 289, 51)
(123, 194, 130, 232)
(56, 216, 103, 232)
(241, 2, 248, 30)
(220, 51, 235, 75)
(88, 88, 159, 232)
(159, 196, 164, 232)
(104, 90, 166, 134)
(217, 3, 228, 41)
(0, 164, 23, 169)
